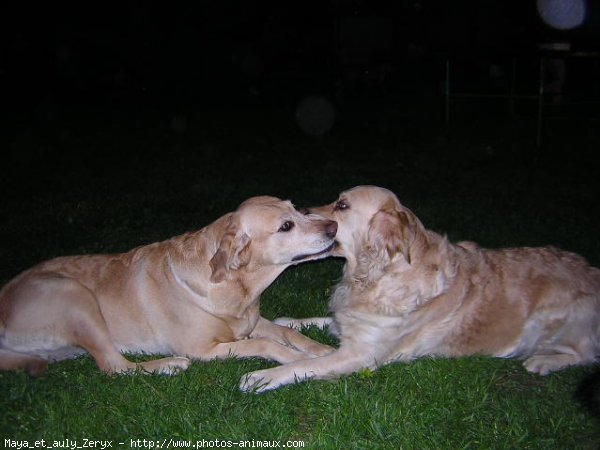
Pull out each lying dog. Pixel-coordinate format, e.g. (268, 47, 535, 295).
(241, 186, 600, 392)
(0, 196, 337, 376)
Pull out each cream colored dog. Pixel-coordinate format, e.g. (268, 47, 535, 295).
(0, 196, 337, 377)
(241, 186, 600, 392)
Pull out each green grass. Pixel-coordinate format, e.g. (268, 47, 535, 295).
(1, 101, 600, 448)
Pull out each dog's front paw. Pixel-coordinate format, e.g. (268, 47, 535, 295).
(239, 369, 280, 394)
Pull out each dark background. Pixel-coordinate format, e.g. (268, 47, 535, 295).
(2, 1, 600, 438)
(1, 0, 600, 276)
(3, 1, 599, 156)
(3, 1, 599, 131)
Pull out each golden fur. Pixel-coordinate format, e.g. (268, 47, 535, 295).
(0, 196, 337, 376)
(241, 186, 600, 392)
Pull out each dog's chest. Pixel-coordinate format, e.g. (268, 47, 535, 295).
(230, 315, 259, 340)
(217, 300, 261, 341)
(332, 277, 421, 318)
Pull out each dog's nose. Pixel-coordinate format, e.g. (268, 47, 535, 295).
(324, 220, 337, 238)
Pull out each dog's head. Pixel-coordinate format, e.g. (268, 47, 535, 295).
(310, 186, 422, 265)
(209, 196, 337, 283)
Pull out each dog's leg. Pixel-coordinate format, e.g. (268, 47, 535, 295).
(274, 316, 340, 337)
(3, 276, 190, 376)
(524, 343, 598, 375)
(252, 317, 334, 357)
(0, 349, 48, 376)
(524, 353, 582, 375)
(240, 345, 372, 393)
(523, 304, 600, 375)
(75, 320, 190, 376)
(198, 337, 320, 364)
(59, 284, 190, 376)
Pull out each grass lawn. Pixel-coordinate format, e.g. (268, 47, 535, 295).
(1, 97, 600, 449)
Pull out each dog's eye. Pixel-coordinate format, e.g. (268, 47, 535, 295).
(334, 200, 349, 211)
(278, 221, 295, 232)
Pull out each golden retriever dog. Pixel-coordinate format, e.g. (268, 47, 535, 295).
(241, 186, 600, 392)
(0, 196, 337, 377)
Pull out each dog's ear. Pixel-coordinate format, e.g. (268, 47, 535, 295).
(367, 203, 415, 263)
(209, 219, 252, 283)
